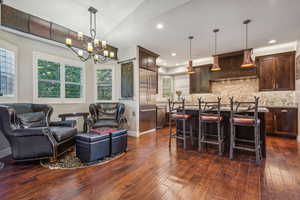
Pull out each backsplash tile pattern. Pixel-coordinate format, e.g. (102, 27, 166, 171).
(191, 78, 297, 107)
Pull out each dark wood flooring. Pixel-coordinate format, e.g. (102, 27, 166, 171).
(0, 128, 300, 200)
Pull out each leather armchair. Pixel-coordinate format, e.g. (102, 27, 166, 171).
(0, 104, 77, 161)
(89, 103, 126, 129)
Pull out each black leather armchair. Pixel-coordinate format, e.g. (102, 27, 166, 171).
(0, 104, 77, 161)
(89, 103, 126, 129)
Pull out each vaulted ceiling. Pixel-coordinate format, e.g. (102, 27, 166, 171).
(5, 0, 300, 66)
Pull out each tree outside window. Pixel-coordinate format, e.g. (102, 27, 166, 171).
(96, 69, 112, 100)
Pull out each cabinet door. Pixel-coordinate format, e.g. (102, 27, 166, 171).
(189, 65, 210, 94)
(274, 53, 295, 90)
(259, 57, 275, 91)
(264, 110, 274, 134)
(274, 108, 298, 136)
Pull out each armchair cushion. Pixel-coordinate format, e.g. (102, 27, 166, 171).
(93, 119, 119, 128)
(50, 127, 77, 142)
(17, 112, 47, 128)
(11, 127, 50, 137)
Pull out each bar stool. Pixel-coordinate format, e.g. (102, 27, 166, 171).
(168, 99, 193, 150)
(198, 97, 224, 156)
(229, 97, 262, 166)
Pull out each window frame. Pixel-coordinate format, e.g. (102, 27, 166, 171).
(33, 52, 85, 104)
(94, 64, 115, 102)
(162, 76, 172, 98)
(0, 44, 18, 103)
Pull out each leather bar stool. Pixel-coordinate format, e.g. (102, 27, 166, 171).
(168, 99, 193, 150)
(229, 97, 262, 166)
(198, 97, 224, 156)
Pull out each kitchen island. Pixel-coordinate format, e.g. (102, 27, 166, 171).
(176, 106, 268, 157)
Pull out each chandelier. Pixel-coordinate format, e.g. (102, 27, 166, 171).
(186, 36, 195, 74)
(65, 7, 115, 64)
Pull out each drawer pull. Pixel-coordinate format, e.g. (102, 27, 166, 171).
(281, 109, 288, 113)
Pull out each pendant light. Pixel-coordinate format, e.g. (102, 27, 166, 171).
(241, 19, 255, 68)
(211, 29, 221, 71)
(187, 36, 195, 74)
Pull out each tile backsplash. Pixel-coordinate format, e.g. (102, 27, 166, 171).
(190, 78, 297, 107)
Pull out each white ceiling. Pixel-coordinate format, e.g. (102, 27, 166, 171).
(5, 0, 300, 66)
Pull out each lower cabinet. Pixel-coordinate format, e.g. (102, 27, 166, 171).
(139, 105, 157, 133)
(265, 107, 298, 137)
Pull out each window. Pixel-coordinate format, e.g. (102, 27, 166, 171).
(96, 68, 112, 100)
(162, 77, 172, 98)
(0, 48, 16, 98)
(34, 53, 85, 103)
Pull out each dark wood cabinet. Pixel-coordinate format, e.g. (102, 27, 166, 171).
(190, 65, 211, 94)
(258, 52, 295, 91)
(265, 107, 298, 137)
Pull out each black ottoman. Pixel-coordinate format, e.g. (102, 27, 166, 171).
(76, 133, 110, 162)
(110, 129, 128, 155)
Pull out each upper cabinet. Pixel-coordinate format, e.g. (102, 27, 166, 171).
(190, 65, 211, 94)
(138, 46, 159, 72)
(257, 51, 295, 91)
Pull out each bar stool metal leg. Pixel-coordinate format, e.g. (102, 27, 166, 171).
(198, 121, 202, 152)
(255, 126, 261, 166)
(190, 119, 194, 146)
(169, 118, 172, 149)
(217, 122, 222, 156)
(229, 124, 235, 160)
(183, 119, 186, 149)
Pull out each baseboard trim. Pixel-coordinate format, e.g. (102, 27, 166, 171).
(0, 147, 11, 159)
(127, 131, 138, 137)
(140, 129, 156, 136)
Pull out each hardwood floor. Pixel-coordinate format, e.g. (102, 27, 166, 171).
(0, 128, 300, 200)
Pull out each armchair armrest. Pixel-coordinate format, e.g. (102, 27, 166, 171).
(49, 120, 77, 128)
(11, 127, 51, 137)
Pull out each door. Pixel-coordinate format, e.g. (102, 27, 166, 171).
(274, 53, 295, 90)
(259, 57, 275, 91)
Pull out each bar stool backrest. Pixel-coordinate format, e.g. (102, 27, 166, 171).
(168, 99, 186, 116)
(198, 97, 222, 117)
(230, 96, 259, 121)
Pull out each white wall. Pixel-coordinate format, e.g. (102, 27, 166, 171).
(0, 28, 140, 157)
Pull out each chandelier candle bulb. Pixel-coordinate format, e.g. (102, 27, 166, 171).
(102, 41, 107, 48)
(104, 50, 109, 57)
(94, 55, 99, 61)
(87, 43, 93, 52)
(66, 38, 72, 46)
(77, 32, 83, 40)
(78, 50, 83, 57)
(94, 39, 99, 46)
(109, 52, 115, 58)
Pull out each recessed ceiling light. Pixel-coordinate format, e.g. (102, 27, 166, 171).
(171, 53, 176, 56)
(156, 23, 164, 29)
(176, 63, 179, 66)
(269, 39, 277, 44)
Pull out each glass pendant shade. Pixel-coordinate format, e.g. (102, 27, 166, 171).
(187, 60, 195, 74)
(211, 55, 221, 71)
(241, 49, 255, 68)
